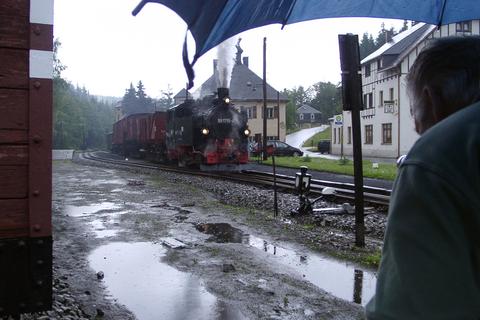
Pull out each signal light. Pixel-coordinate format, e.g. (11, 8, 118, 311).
(224, 97, 230, 104)
(244, 129, 251, 136)
(201, 128, 209, 135)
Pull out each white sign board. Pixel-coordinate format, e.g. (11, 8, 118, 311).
(334, 114, 343, 125)
(52, 149, 74, 160)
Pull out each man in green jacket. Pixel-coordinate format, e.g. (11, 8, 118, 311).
(366, 37, 480, 319)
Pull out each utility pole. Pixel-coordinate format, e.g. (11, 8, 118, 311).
(262, 37, 267, 160)
(277, 91, 280, 140)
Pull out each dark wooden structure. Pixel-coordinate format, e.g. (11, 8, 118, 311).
(0, 0, 53, 315)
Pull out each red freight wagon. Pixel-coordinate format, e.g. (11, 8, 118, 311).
(146, 111, 167, 162)
(0, 0, 53, 316)
(121, 113, 150, 157)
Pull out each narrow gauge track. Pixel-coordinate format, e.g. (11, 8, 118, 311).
(80, 151, 391, 206)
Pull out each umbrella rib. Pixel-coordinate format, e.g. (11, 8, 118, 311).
(437, 0, 448, 27)
(281, 0, 298, 30)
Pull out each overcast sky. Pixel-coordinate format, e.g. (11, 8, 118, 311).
(54, 0, 405, 98)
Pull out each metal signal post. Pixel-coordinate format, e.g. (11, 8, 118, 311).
(338, 34, 365, 247)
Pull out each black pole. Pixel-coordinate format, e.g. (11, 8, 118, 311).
(277, 91, 280, 139)
(262, 37, 268, 160)
(272, 154, 278, 217)
(338, 34, 365, 247)
(351, 101, 365, 246)
(353, 269, 363, 304)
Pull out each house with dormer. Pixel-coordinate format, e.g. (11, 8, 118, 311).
(331, 20, 480, 158)
(174, 43, 289, 143)
(296, 104, 322, 128)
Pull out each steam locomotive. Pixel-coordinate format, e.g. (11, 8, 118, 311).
(111, 88, 251, 171)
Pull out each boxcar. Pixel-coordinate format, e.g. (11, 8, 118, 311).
(0, 0, 54, 316)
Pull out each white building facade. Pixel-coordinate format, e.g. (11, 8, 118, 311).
(331, 20, 480, 159)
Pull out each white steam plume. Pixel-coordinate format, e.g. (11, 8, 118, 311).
(216, 37, 237, 88)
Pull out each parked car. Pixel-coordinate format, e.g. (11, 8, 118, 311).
(317, 139, 331, 154)
(253, 140, 303, 157)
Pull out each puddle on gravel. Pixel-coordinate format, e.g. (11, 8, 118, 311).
(65, 202, 121, 217)
(196, 223, 376, 306)
(90, 220, 118, 238)
(89, 242, 245, 320)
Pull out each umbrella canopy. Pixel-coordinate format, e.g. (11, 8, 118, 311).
(132, 0, 480, 87)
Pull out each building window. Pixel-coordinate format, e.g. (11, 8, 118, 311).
(377, 59, 382, 69)
(339, 128, 343, 144)
(379, 91, 384, 107)
(246, 106, 257, 119)
(365, 125, 373, 144)
(310, 113, 315, 121)
(364, 93, 373, 109)
(333, 127, 337, 144)
(368, 93, 373, 109)
(456, 21, 472, 32)
(389, 88, 394, 101)
(347, 126, 352, 144)
(365, 63, 371, 77)
(300, 113, 304, 120)
(382, 123, 392, 144)
(267, 136, 278, 141)
(267, 107, 274, 119)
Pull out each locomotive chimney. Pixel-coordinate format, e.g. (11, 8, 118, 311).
(217, 87, 229, 100)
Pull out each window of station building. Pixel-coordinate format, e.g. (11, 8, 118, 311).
(377, 59, 382, 70)
(347, 126, 352, 144)
(365, 125, 373, 144)
(379, 90, 384, 107)
(382, 123, 392, 144)
(365, 63, 371, 77)
(246, 106, 257, 119)
(456, 21, 472, 32)
(368, 93, 373, 109)
(389, 88, 394, 101)
(267, 107, 274, 119)
(333, 127, 337, 144)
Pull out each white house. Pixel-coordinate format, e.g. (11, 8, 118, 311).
(331, 20, 480, 159)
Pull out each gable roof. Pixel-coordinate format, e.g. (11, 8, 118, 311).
(195, 62, 288, 102)
(173, 88, 192, 99)
(296, 104, 321, 114)
(361, 23, 435, 69)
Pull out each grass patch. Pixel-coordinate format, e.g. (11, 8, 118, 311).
(302, 126, 331, 148)
(362, 250, 382, 268)
(263, 156, 397, 180)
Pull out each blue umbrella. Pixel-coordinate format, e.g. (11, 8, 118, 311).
(132, 0, 479, 87)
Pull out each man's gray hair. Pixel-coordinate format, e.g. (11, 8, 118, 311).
(407, 37, 480, 124)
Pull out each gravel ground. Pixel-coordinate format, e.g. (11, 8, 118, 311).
(2, 152, 388, 320)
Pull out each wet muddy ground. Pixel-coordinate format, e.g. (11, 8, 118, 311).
(14, 159, 383, 319)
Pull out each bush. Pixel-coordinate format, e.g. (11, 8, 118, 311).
(301, 155, 312, 162)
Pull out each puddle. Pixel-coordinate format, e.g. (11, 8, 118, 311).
(196, 223, 376, 305)
(89, 242, 245, 320)
(89, 220, 118, 238)
(65, 202, 121, 217)
(196, 223, 248, 243)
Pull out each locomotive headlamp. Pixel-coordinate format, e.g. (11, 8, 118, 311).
(244, 129, 251, 136)
(224, 97, 230, 104)
(201, 128, 209, 135)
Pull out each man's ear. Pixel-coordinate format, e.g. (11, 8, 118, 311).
(424, 85, 443, 123)
(413, 86, 438, 134)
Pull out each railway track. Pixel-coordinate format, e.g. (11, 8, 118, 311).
(80, 151, 391, 206)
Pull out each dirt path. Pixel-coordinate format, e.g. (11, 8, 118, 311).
(47, 161, 368, 319)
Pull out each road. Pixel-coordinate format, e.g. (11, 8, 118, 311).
(286, 125, 339, 159)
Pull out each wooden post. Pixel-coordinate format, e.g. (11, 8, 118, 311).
(262, 37, 267, 160)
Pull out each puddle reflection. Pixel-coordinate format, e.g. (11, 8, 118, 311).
(89, 242, 245, 320)
(196, 223, 376, 305)
(65, 202, 121, 217)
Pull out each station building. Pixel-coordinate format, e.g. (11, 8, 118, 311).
(175, 45, 289, 143)
(331, 20, 480, 159)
